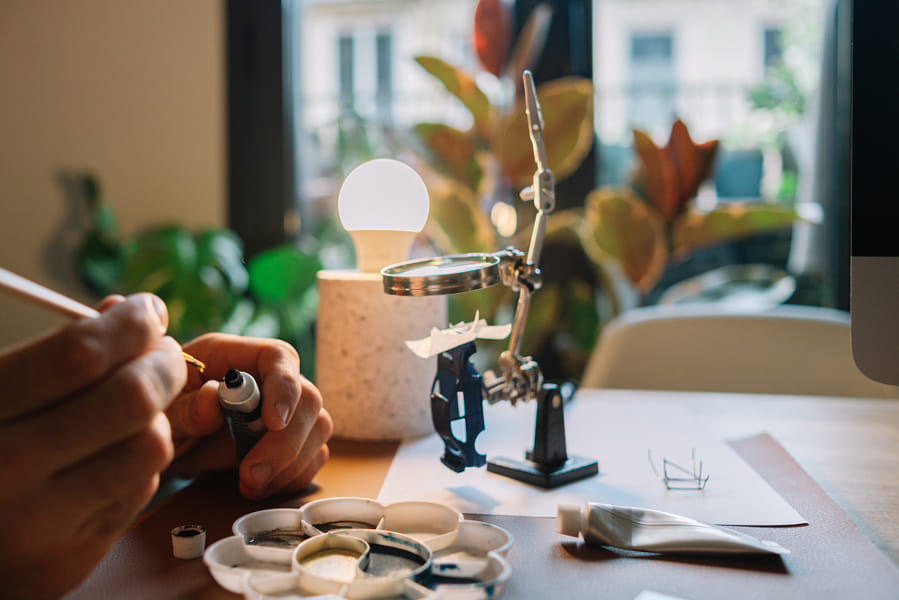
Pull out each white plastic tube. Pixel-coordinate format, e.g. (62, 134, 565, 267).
(557, 502, 789, 555)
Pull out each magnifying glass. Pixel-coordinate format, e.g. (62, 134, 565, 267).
(381, 253, 501, 296)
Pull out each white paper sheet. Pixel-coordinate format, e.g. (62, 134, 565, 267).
(377, 397, 806, 526)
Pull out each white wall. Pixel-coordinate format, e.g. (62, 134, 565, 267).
(0, 0, 225, 347)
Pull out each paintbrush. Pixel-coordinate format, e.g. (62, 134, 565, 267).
(0, 266, 206, 373)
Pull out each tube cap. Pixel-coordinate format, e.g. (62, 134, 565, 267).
(171, 524, 207, 559)
(556, 504, 585, 538)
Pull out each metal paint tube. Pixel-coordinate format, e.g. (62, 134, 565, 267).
(218, 369, 266, 460)
(557, 502, 789, 555)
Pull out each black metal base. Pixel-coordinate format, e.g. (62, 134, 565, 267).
(486, 454, 599, 488)
(481, 382, 599, 488)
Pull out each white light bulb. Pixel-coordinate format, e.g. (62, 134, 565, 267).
(338, 159, 430, 272)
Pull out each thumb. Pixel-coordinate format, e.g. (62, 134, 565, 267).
(166, 379, 224, 441)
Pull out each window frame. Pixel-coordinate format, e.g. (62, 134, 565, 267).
(226, 0, 299, 258)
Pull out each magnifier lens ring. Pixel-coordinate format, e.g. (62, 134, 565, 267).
(381, 254, 501, 296)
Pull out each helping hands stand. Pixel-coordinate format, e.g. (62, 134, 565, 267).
(382, 71, 598, 488)
(478, 72, 597, 487)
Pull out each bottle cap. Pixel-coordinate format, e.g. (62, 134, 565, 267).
(556, 504, 584, 538)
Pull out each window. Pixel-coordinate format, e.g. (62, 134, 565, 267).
(293, 0, 480, 250)
(226, 0, 839, 385)
(631, 33, 673, 63)
(375, 30, 393, 125)
(628, 31, 676, 137)
(764, 27, 783, 67)
(228, 0, 833, 305)
(338, 33, 355, 112)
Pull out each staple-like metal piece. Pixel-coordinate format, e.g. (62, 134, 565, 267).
(648, 448, 710, 490)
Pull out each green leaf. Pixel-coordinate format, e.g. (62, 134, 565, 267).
(672, 204, 800, 257)
(121, 226, 197, 295)
(413, 123, 483, 190)
(91, 203, 119, 240)
(565, 280, 600, 352)
(546, 209, 623, 318)
(195, 229, 249, 295)
(423, 180, 497, 255)
(75, 180, 123, 296)
(75, 230, 123, 296)
(118, 226, 203, 339)
(277, 286, 318, 344)
(447, 284, 509, 328)
(520, 284, 561, 354)
(415, 56, 491, 134)
(585, 187, 668, 293)
(176, 270, 226, 340)
(81, 172, 100, 206)
(241, 305, 281, 339)
(495, 77, 594, 187)
(248, 244, 321, 304)
(219, 297, 258, 335)
(178, 230, 250, 339)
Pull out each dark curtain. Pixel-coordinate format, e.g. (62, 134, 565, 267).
(794, 0, 851, 310)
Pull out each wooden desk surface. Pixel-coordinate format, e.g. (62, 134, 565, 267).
(665, 389, 899, 565)
(64, 389, 899, 599)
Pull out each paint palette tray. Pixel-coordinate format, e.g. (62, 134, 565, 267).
(203, 496, 513, 599)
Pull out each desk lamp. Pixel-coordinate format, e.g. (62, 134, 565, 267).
(379, 72, 598, 487)
(316, 159, 447, 441)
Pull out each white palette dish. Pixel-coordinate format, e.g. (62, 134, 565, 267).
(204, 497, 512, 599)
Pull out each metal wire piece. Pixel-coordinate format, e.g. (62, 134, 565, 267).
(648, 448, 710, 490)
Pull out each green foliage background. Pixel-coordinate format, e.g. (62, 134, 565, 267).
(74, 173, 322, 378)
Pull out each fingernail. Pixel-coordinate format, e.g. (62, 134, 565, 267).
(275, 401, 291, 427)
(150, 295, 168, 330)
(249, 463, 271, 487)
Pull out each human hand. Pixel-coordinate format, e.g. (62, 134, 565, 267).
(164, 333, 333, 500)
(0, 293, 186, 599)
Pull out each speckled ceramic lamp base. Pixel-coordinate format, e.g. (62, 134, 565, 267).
(316, 270, 447, 441)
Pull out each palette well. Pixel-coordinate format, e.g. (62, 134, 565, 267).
(203, 497, 513, 599)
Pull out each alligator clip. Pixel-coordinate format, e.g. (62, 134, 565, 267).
(430, 341, 487, 472)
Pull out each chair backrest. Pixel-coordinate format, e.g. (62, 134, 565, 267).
(581, 304, 899, 398)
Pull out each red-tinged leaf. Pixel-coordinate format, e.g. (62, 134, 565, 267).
(585, 187, 668, 293)
(415, 56, 491, 133)
(666, 119, 719, 213)
(495, 77, 594, 187)
(665, 120, 698, 210)
(503, 3, 553, 88)
(414, 122, 483, 190)
(672, 204, 800, 257)
(633, 129, 679, 222)
(474, 0, 510, 78)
